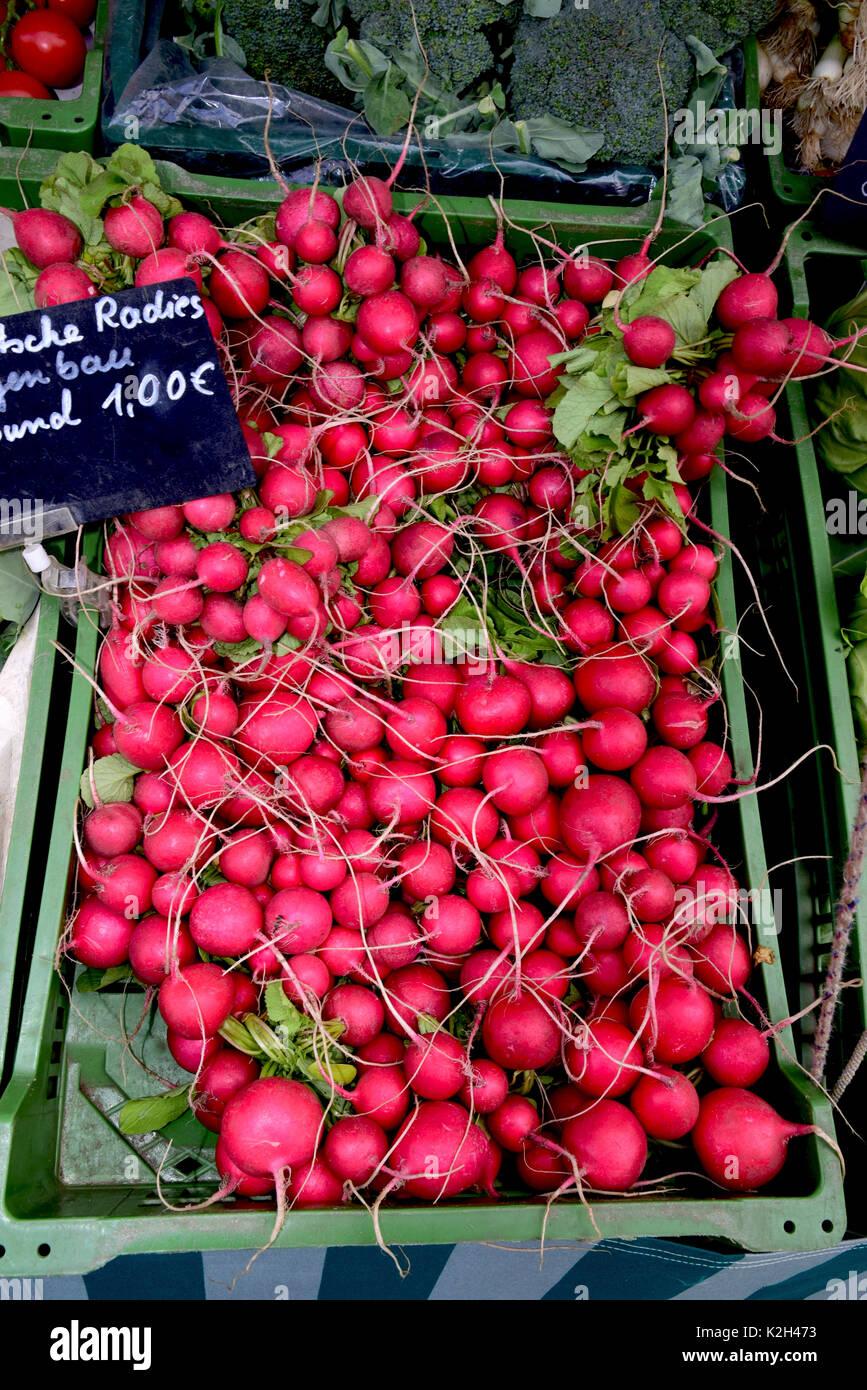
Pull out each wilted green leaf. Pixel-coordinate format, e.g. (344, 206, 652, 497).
(117, 1085, 191, 1135)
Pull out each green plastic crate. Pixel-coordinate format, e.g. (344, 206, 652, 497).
(778, 225, 867, 1049)
(0, 0, 108, 153)
(743, 36, 822, 210)
(0, 588, 61, 1084)
(0, 154, 846, 1273)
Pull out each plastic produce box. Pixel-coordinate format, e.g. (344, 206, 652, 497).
(0, 153, 846, 1273)
(0, 0, 109, 154)
(743, 36, 820, 210)
(772, 226, 867, 1054)
(0, 584, 65, 1089)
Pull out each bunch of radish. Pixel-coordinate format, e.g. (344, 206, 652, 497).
(23, 154, 833, 1217)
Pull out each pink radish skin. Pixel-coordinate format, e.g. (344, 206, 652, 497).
(459, 1060, 509, 1115)
(6, 207, 82, 267)
(623, 316, 676, 368)
(629, 978, 716, 1062)
(84, 803, 143, 857)
(716, 273, 778, 330)
(220, 1076, 324, 1178)
(629, 1064, 700, 1140)
(158, 963, 236, 1040)
(561, 1099, 648, 1189)
(482, 994, 561, 1071)
(323, 1116, 388, 1185)
(692, 1087, 812, 1191)
(391, 1101, 488, 1199)
(104, 196, 164, 258)
(69, 898, 134, 968)
(127, 917, 194, 984)
(35, 263, 97, 307)
(701, 1019, 770, 1086)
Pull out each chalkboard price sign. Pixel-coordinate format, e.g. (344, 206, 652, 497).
(0, 277, 257, 547)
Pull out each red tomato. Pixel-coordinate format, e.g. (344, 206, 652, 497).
(10, 11, 87, 89)
(48, 0, 97, 27)
(0, 70, 53, 98)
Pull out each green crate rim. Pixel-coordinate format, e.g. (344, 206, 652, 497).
(0, 0, 108, 152)
(743, 36, 822, 211)
(0, 155, 845, 1274)
(0, 590, 61, 1080)
(782, 222, 867, 1040)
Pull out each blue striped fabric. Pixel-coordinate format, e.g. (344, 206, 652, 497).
(23, 1238, 867, 1301)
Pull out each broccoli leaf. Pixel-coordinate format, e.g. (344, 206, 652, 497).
(663, 154, 706, 232)
(79, 754, 140, 810)
(515, 116, 604, 172)
(325, 27, 390, 93)
(524, 0, 562, 12)
(364, 66, 412, 137)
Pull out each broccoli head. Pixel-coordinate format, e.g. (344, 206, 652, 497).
(660, 0, 779, 54)
(222, 0, 347, 104)
(346, 0, 517, 95)
(509, 0, 693, 165)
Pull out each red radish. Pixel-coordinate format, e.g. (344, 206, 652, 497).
(391, 1101, 487, 1199)
(193, 1051, 260, 1131)
(630, 746, 697, 809)
(84, 803, 143, 857)
(220, 1076, 323, 1177)
(482, 994, 561, 1071)
(135, 248, 203, 293)
(563, 255, 613, 302)
(349, 1064, 409, 1131)
(344, 176, 393, 229)
(623, 316, 676, 367)
(573, 891, 630, 950)
(209, 251, 270, 318)
(688, 742, 733, 797)
(716, 272, 778, 330)
(518, 1143, 571, 1193)
(287, 1159, 342, 1207)
(69, 898, 134, 968)
(637, 384, 696, 436)
(158, 963, 235, 1039)
(404, 1030, 466, 1100)
(561, 775, 642, 861)
(560, 1099, 648, 1189)
(104, 196, 164, 258)
(701, 1018, 769, 1086)
(264, 886, 332, 954)
(582, 707, 648, 771)
(629, 1064, 700, 1140)
(189, 882, 263, 956)
(614, 252, 652, 286)
(275, 188, 340, 246)
(323, 1116, 388, 1185)
(454, 675, 531, 738)
(215, 1137, 274, 1197)
(575, 642, 655, 714)
(692, 1088, 812, 1190)
(168, 1031, 221, 1073)
(4, 207, 82, 267)
(509, 328, 562, 397)
(167, 210, 222, 257)
(564, 1020, 643, 1097)
(630, 977, 716, 1062)
(35, 263, 96, 307)
(459, 1060, 509, 1115)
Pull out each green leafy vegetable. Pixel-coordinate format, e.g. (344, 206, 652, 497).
(117, 1085, 192, 1135)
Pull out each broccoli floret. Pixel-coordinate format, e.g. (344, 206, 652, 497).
(222, 0, 346, 104)
(660, 0, 778, 54)
(510, 0, 693, 165)
(346, 0, 516, 95)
